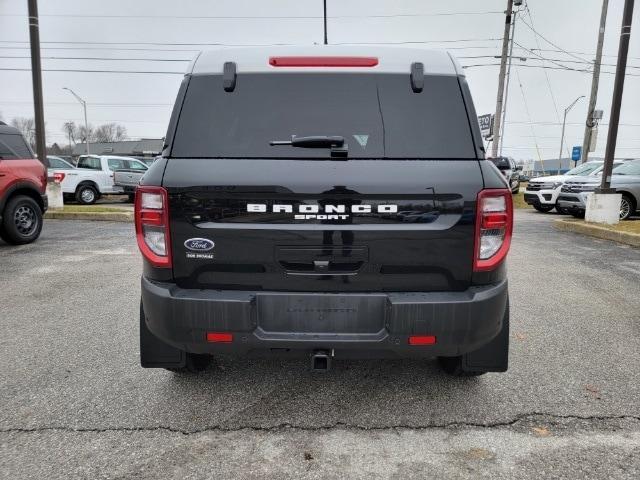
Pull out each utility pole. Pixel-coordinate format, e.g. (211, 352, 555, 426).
(63, 87, 90, 155)
(498, 8, 518, 156)
(581, 0, 609, 164)
(27, 0, 46, 166)
(491, 0, 514, 158)
(323, 0, 328, 45)
(557, 96, 585, 174)
(598, 0, 634, 192)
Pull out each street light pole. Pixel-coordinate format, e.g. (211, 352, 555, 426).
(63, 87, 90, 155)
(557, 96, 585, 174)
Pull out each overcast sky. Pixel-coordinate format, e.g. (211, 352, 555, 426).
(1, 0, 639, 160)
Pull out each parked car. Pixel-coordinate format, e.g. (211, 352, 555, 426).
(47, 155, 75, 183)
(113, 162, 149, 201)
(59, 155, 148, 204)
(137, 46, 512, 376)
(0, 123, 47, 244)
(557, 159, 640, 220)
(488, 156, 521, 193)
(524, 160, 623, 214)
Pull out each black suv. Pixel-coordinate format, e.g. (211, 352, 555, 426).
(136, 47, 513, 376)
(489, 156, 521, 194)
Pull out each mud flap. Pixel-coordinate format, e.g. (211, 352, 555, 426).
(461, 299, 510, 373)
(139, 301, 186, 368)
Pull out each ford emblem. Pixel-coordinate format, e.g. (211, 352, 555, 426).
(184, 238, 215, 251)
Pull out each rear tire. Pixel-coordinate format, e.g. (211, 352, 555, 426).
(0, 195, 43, 245)
(75, 184, 98, 205)
(620, 194, 635, 221)
(533, 204, 554, 213)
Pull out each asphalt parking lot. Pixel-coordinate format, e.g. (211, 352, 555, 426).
(1, 211, 639, 479)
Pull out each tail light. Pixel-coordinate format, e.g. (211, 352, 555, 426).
(53, 172, 65, 183)
(474, 189, 513, 272)
(135, 186, 172, 268)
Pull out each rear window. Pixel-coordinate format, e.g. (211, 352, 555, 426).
(171, 73, 476, 159)
(489, 157, 511, 169)
(0, 133, 33, 160)
(613, 160, 640, 176)
(77, 157, 101, 169)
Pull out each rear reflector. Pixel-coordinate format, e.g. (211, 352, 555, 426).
(408, 335, 437, 345)
(206, 332, 233, 343)
(269, 56, 378, 67)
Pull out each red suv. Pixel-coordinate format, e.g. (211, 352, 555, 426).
(0, 123, 47, 244)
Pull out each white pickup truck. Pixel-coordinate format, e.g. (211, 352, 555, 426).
(58, 155, 148, 204)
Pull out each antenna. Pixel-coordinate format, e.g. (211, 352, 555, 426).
(323, 0, 328, 45)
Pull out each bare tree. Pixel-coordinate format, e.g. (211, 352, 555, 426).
(76, 123, 95, 143)
(11, 117, 36, 148)
(62, 121, 77, 146)
(94, 123, 128, 142)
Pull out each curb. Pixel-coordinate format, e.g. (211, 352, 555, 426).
(44, 211, 134, 223)
(553, 219, 640, 248)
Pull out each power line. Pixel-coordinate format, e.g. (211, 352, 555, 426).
(0, 55, 191, 62)
(0, 38, 503, 47)
(1, 101, 172, 106)
(514, 66, 543, 162)
(462, 63, 640, 76)
(0, 11, 504, 20)
(522, 3, 564, 139)
(520, 7, 591, 64)
(0, 67, 184, 74)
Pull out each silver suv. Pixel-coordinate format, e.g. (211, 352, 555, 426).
(524, 161, 620, 213)
(557, 159, 640, 220)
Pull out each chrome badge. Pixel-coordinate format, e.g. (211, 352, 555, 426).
(184, 238, 215, 252)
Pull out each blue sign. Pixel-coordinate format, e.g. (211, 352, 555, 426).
(571, 146, 582, 161)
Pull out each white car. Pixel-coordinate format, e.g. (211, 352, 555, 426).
(523, 160, 622, 213)
(57, 155, 148, 204)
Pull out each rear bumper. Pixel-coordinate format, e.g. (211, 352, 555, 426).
(141, 276, 509, 358)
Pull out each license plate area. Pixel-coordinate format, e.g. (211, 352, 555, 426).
(256, 293, 386, 334)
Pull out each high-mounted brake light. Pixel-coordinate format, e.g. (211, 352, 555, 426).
(269, 56, 378, 67)
(135, 186, 172, 268)
(52, 172, 65, 183)
(474, 189, 513, 272)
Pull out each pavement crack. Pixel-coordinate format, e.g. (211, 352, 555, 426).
(1, 413, 639, 436)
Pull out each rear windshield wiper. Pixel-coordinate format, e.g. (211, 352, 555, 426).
(270, 135, 345, 148)
(270, 135, 348, 159)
